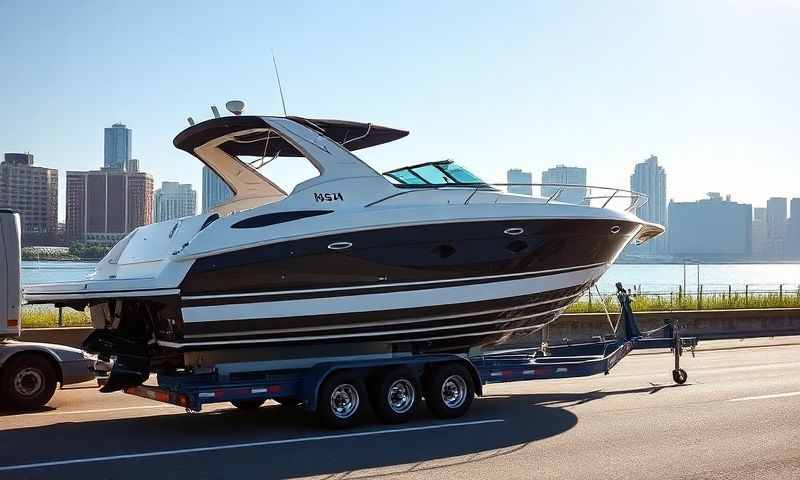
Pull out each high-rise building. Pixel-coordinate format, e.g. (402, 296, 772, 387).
(752, 207, 768, 260)
(506, 169, 532, 196)
(104, 123, 132, 170)
(66, 168, 153, 244)
(667, 193, 752, 260)
(630, 155, 667, 254)
(202, 166, 233, 213)
(786, 198, 800, 259)
(0, 153, 58, 245)
(766, 197, 787, 259)
(541, 165, 587, 205)
(154, 181, 197, 222)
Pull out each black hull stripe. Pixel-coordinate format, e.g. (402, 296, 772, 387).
(180, 305, 564, 344)
(180, 263, 602, 307)
(180, 284, 588, 336)
(160, 311, 562, 350)
(180, 218, 638, 296)
(183, 293, 580, 340)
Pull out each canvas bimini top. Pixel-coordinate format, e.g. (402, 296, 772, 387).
(173, 116, 409, 215)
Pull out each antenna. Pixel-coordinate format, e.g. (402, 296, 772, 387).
(210, 106, 220, 119)
(187, 117, 196, 126)
(272, 52, 288, 116)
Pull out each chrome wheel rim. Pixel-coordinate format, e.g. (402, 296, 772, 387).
(330, 383, 359, 419)
(387, 379, 415, 414)
(14, 368, 44, 397)
(441, 374, 468, 409)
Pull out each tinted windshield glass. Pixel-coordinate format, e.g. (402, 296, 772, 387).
(384, 161, 486, 186)
(413, 164, 454, 184)
(387, 169, 426, 185)
(438, 162, 483, 183)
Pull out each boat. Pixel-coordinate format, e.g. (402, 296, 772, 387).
(23, 110, 663, 389)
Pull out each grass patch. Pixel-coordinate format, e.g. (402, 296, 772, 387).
(566, 292, 800, 314)
(21, 304, 91, 328)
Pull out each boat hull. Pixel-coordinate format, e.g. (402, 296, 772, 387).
(165, 218, 637, 352)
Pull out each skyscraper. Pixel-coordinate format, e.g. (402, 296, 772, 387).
(154, 182, 197, 222)
(541, 165, 587, 205)
(0, 153, 58, 246)
(752, 207, 768, 260)
(202, 166, 233, 213)
(786, 198, 800, 259)
(667, 193, 752, 260)
(66, 168, 153, 244)
(104, 123, 132, 170)
(506, 169, 532, 196)
(766, 197, 787, 259)
(630, 155, 667, 254)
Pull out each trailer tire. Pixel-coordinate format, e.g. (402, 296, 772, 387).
(424, 363, 474, 419)
(0, 353, 58, 411)
(672, 368, 688, 385)
(370, 367, 419, 424)
(317, 371, 366, 429)
(231, 399, 265, 410)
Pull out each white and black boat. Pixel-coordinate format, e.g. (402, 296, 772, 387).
(24, 111, 663, 387)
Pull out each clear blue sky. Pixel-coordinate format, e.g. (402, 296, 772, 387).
(1, 1, 798, 221)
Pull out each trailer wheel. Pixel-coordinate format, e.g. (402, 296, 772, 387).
(0, 354, 58, 411)
(230, 399, 265, 410)
(424, 363, 474, 419)
(672, 368, 688, 385)
(317, 371, 366, 429)
(370, 368, 419, 424)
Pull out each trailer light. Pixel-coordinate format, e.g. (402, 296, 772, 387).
(267, 385, 282, 393)
(522, 370, 535, 376)
(177, 394, 189, 407)
(251, 388, 268, 394)
(7, 319, 18, 327)
(199, 392, 215, 399)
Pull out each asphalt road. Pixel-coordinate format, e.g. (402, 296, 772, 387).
(2, 336, 800, 479)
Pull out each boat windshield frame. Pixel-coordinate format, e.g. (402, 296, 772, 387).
(383, 160, 490, 188)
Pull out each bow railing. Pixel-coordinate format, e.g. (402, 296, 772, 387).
(471, 183, 649, 212)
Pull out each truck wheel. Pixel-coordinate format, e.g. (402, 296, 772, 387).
(424, 363, 474, 419)
(370, 368, 419, 424)
(1, 354, 58, 411)
(317, 371, 366, 429)
(230, 399, 265, 410)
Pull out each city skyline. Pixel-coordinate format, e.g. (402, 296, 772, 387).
(2, 2, 800, 221)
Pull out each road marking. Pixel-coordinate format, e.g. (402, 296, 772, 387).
(729, 391, 800, 402)
(0, 418, 504, 472)
(11, 405, 177, 417)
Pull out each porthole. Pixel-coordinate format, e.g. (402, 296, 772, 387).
(610, 225, 621, 234)
(504, 227, 524, 236)
(328, 242, 353, 251)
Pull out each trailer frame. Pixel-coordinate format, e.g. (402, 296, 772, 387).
(120, 283, 698, 427)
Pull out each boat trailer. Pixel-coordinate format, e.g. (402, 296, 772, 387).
(116, 283, 698, 427)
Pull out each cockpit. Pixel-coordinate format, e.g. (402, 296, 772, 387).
(383, 160, 489, 187)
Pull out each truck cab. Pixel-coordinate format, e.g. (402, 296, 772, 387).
(1, 209, 95, 410)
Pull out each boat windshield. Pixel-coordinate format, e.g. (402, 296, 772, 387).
(384, 161, 486, 186)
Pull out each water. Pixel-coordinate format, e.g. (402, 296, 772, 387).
(21, 261, 98, 285)
(20, 260, 800, 294)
